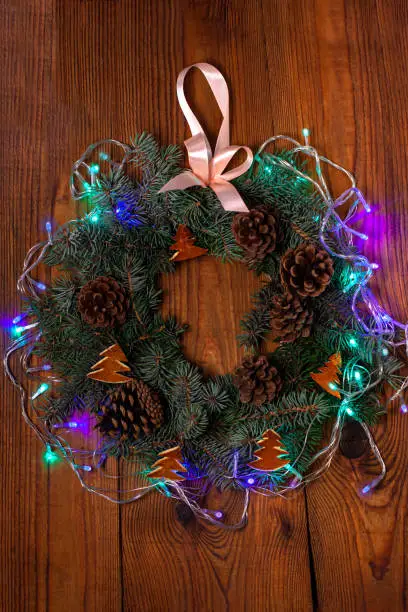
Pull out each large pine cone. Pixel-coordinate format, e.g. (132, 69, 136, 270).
(232, 206, 278, 262)
(234, 355, 282, 406)
(270, 292, 313, 343)
(78, 276, 129, 328)
(281, 243, 334, 298)
(97, 379, 165, 441)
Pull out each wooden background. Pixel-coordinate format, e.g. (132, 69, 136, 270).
(2, 1, 408, 610)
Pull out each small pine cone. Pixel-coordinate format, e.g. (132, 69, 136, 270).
(97, 379, 165, 441)
(232, 206, 278, 262)
(234, 355, 282, 406)
(78, 276, 129, 328)
(270, 292, 313, 343)
(281, 243, 334, 298)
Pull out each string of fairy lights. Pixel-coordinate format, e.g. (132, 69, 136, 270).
(4, 129, 407, 528)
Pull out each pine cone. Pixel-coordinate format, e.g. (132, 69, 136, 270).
(97, 379, 165, 441)
(281, 243, 334, 298)
(270, 292, 313, 343)
(232, 206, 278, 262)
(234, 355, 282, 406)
(78, 276, 129, 328)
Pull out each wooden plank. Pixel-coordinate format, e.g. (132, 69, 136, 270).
(0, 2, 55, 610)
(306, 1, 408, 610)
(0, 1, 122, 611)
(307, 416, 408, 612)
(45, 2, 123, 611)
(121, 485, 312, 611)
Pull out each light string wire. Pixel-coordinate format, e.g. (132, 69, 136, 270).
(253, 132, 406, 496)
(3, 133, 405, 529)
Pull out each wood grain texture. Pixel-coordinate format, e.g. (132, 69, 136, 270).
(1, 0, 408, 611)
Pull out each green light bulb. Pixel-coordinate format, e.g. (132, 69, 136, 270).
(340, 401, 354, 417)
(89, 163, 99, 174)
(44, 444, 58, 465)
(11, 326, 22, 338)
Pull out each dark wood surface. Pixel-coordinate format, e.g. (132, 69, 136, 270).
(2, 1, 408, 610)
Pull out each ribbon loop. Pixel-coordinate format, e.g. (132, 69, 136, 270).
(159, 63, 252, 213)
(212, 145, 253, 181)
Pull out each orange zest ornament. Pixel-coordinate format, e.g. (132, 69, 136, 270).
(169, 224, 208, 262)
(148, 446, 187, 482)
(310, 352, 342, 398)
(248, 429, 290, 472)
(87, 343, 132, 384)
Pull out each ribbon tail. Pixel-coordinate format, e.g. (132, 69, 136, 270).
(211, 179, 249, 213)
(159, 171, 205, 193)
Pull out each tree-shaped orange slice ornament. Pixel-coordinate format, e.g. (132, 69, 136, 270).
(169, 224, 208, 262)
(310, 352, 342, 398)
(87, 344, 132, 383)
(248, 429, 290, 472)
(148, 446, 187, 482)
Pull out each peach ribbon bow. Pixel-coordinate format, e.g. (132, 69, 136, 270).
(159, 63, 253, 213)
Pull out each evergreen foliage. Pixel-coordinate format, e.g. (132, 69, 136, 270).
(25, 133, 403, 491)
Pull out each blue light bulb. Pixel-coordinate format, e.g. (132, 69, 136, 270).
(77, 465, 92, 472)
(12, 313, 25, 325)
(31, 382, 49, 400)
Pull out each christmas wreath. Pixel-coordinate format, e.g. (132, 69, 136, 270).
(5, 64, 407, 527)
